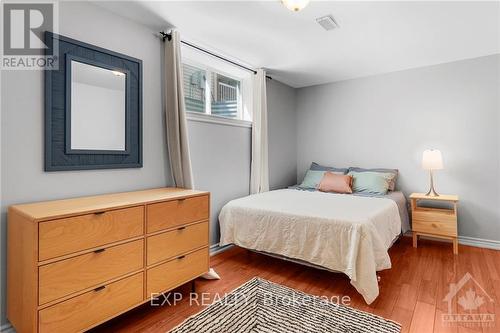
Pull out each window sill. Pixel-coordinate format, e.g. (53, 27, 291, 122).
(186, 112, 252, 128)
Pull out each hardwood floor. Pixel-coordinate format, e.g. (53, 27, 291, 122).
(90, 237, 500, 333)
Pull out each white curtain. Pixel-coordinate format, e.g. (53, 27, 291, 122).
(164, 30, 194, 189)
(250, 69, 269, 194)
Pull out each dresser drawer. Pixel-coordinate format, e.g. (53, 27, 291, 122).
(39, 206, 144, 260)
(147, 195, 209, 233)
(413, 218, 457, 237)
(147, 247, 208, 296)
(39, 239, 144, 305)
(147, 221, 208, 265)
(39, 272, 143, 333)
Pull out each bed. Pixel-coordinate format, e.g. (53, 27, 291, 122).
(219, 188, 409, 304)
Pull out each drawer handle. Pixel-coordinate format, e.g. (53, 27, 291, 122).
(177, 226, 186, 231)
(177, 255, 186, 260)
(178, 198, 186, 203)
(94, 211, 106, 215)
(94, 286, 106, 292)
(94, 248, 106, 254)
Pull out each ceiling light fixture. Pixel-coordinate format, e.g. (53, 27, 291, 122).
(282, 0, 310, 12)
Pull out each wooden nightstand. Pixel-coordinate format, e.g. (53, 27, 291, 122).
(410, 193, 459, 254)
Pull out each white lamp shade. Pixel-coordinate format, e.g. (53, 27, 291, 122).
(422, 149, 444, 170)
(282, 0, 310, 12)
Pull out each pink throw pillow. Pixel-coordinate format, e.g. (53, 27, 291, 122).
(318, 172, 353, 194)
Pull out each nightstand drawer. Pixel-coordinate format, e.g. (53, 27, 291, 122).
(413, 218, 457, 237)
(412, 208, 456, 224)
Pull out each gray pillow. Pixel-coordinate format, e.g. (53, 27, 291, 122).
(348, 167, 399, 191)
(310, 162, 348, 174)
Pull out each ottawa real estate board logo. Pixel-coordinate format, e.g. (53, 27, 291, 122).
(1, 1, 58, 70)
(442, 272, 495, 328)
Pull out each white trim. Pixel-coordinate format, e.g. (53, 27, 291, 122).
(458, 236, 500, 250)
(0, 323, 14, 333)
(182, 57, 246, 120)
(183, 57, 244, 84)
(209, 243, 234, 256)
(186, 111, 252, 128)
(404, 232, 500, 250)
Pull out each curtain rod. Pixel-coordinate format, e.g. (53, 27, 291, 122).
(160, 31, 271, 79)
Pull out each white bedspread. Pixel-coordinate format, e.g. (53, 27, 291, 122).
(219, 189, 402, 304)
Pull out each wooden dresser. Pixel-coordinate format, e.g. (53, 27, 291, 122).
(7, 188, 210, 333)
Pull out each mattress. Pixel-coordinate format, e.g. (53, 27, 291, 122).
(219, 189, 403, 304)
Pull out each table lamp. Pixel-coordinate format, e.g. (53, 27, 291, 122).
(422, 149, 443, 196)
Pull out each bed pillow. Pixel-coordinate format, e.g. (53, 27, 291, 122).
(298, 170, 326, 189)
(318, 172, 353, 194)
(348, 171, 394, 195)
(310, 162, 348, 174)
(348, 167, 399, 191)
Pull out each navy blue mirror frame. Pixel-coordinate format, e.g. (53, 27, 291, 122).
(45, 32, 142, 171)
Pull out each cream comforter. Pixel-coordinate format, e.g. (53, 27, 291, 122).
(219, 189, 402, 304)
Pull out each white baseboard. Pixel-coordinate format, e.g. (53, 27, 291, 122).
(209, 243, 234, 256)
(0, 323, 14, 333)
(458, 236, 500, 250)
(404, 232, 500, 250)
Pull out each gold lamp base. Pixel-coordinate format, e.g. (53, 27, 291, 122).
(425, 170, 440, 197)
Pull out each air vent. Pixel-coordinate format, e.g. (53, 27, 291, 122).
(316, 15, 339, 31)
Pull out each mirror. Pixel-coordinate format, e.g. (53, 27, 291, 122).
(70, 60, 127, 151)
(45, 32, 143, 171)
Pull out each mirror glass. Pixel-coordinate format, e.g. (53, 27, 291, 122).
(70, 60, 126, 151)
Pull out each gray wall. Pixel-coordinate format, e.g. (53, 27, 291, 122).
(0, 2, 297, 326)
(296, 54, 500, 242)
(0, 1, 170, 326)
(267, 79, 297, 190)
(187, 120, 251, 245)
(188, 79, 297, 245)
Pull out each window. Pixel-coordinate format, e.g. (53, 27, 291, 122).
(182, 62, 247, 122)
(183, 64, 206, 114)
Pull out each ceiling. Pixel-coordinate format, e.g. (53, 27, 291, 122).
(97, 1, 500, 88)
